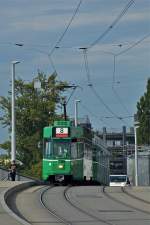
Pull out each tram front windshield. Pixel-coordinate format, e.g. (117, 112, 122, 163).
(53, 142, 70, 158)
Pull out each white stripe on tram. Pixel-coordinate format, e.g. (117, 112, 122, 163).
(43, 158, 83, 162)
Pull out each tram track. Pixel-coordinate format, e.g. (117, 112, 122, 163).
(102, 186, 150, 215)
(8, 184, 73, 225)
(4, 184, 49, 225)
(39, 184, 118, 225)
(40, 185, 73, 225)
(37, 185, 150, 225)
(122, 187, 150, 205)
(63, 185, 116, 225)
(5, 184, 150, 225)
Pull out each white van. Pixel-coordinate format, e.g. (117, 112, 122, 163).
(109, 175, 130, 187)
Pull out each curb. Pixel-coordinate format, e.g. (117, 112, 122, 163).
(0, 181, 36, 225)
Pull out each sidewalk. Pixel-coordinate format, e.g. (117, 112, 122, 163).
(0, 181, 25, 225)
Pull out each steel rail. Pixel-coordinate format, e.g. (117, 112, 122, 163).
(102, 186, 150, 215)
(64, 186, 115, 225)
(40, 185, 73, 225)
(122, 187, 150, 205)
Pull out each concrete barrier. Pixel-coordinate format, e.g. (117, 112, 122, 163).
(0, 181, 36, 225)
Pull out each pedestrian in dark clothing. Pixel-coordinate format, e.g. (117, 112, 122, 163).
(9, 160, 17, 181)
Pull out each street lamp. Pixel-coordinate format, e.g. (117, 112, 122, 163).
(134, 122, 139, 186)
(11, 61, 20, 162)
(75, 100, 80, 127)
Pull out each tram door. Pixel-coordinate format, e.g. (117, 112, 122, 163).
(83, 143, 92, 180)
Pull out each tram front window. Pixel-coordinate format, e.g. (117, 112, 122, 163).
(53, 142, 70, 158)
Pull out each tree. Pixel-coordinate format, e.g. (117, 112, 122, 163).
(0, 72, 68, 176)
(136, 78, 150, 145)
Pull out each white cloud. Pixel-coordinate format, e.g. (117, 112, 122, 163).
(7, 8, 149, 34)
(123, 11, 150, 22)
(7, 14, 65, 32)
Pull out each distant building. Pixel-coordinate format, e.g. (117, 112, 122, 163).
(98, 126, 135, 175)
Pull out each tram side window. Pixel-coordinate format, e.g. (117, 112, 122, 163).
(77, 143, 84, 158)
(44, 141, 52, 158)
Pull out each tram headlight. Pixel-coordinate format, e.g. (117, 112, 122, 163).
(58, 164, 64, 169)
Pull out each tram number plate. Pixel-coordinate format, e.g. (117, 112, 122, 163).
(55, 175, 64, 182)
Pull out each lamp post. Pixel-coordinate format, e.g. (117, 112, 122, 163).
(75, 100, 80, 127)
(134, 122, 139, 186)
(11, 61, 20, 162)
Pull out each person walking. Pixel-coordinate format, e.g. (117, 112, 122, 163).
(9, 160, 17, 181)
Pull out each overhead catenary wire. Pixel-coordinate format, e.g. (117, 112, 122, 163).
(116, 32, 150, 56)
(15, 30, 149, 86)
(46, 0, 147, 128)
(26, 46, 59, 78)
(88, 0, 135, 49)
(102, 115, 133, 119)
(80, 102, 111, 128)
(49, 32, 150, 111)
(81, 48, 130, 126)
(51, 30, 149, 125)
(11, 43, 60, 79)
(90, 85, 129, 126)
(75, 2, 148, 122)
(1, 36, 150, 51)
(112, 86, 131, 115)
(80, 48, 92, 86)
(10, 1, 147, 128)
(112, 55, 130, 115)
(41, 37, 150, 52)
(47, 54, 58, 75)
(49, 0, 83, 57)
(111, 33, 150, 81)
(112, 55, 116, 84)
(111, 33, 150, 116)
(66, 86, 78, 105)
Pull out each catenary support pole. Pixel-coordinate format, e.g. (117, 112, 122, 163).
(11, 61, 20, 162)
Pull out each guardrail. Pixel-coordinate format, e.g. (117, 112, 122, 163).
(0, 167, 10, 181)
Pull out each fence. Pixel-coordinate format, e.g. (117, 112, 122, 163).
(0, 167, 35, 182)
(127, 152, 150, 186)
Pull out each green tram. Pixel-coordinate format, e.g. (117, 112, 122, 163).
(42, 120, 110, 185)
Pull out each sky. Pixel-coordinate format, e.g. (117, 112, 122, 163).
(0, 0, 150, 147)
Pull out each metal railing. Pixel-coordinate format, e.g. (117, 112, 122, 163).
(0, 167, 38, 182)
